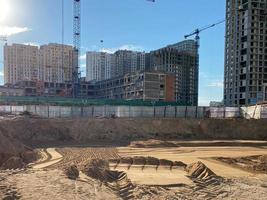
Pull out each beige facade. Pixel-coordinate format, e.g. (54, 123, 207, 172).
(4, 43, 76, 85)
(39, 43, 75, 83)
(4, 44, 38, 84)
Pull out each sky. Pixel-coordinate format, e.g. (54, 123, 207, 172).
(0, 0, 226, 106)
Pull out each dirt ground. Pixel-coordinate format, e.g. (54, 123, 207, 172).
(1, 141, 267, 200)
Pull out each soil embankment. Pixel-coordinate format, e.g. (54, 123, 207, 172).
(1, 117, 267, 168)
(0, 117, 267, 147)
(0, 121, 37, 169)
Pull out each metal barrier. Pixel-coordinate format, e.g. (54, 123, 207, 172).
(1, 104, 266, 119)
(0, 105, 204, 119)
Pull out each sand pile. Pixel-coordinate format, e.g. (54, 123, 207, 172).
(82, 159, 109, 181)
(216, 155, 267, 173)
(64, 165, 79, 180)
(257, 155, 267, 172)
(109, 156, 187, 170)
(1, 157, 25, 170)
(186, 161, 216, 180)
(130, 140, 180, 148)
(0, 128, 37, 170)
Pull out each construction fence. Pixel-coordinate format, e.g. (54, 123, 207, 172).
(0, 104, 267, 119)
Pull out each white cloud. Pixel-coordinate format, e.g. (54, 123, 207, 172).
(0, 71, 3, 76)
(207, 80, 224, 88)
(22, 42, 40, 47)
(100, 44, 144, 54)
(79, 54, 86, 60)
(0, 26, 31, 37)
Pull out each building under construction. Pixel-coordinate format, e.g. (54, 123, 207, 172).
(95, 71, 175, 102)
(2, 71, 175, 102)
(149, 40, 199, 106)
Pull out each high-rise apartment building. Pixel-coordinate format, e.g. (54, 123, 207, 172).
(86, 50, 146, 81)
(4, 44, 38, 84)
(86, 52, 115, 81)
(4, 43, 76, 84)
(150, 40, 199, 106)
(113, 50, 146, 77)
(39, 43, 76, 83)
(224, 0, 267, 106)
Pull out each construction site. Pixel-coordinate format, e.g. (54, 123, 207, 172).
(0, 114, 267, 199)
(1, 0, 267, 199)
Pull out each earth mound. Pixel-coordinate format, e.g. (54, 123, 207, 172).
(0, 129, 37, 169)
(82, 159, 109, 181)
(186, 161, 216, 180)
(216, 155, 267, 173)
(0, 157, 25, 170)
(64, 165, 79, 180)
(130, 140, 180, 148)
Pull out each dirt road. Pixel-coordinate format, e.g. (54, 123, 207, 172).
(31, 148, 63, 169)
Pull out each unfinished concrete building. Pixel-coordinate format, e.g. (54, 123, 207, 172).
(94, 71, 175, 102)
(150, 41, 199, 106)
(112, 50, 146, 78)
(224, 0, 267, 106)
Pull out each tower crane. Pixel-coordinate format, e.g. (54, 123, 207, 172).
(71, 0, 155, 97)
(184, 19, 225, 50)
(73, 0, 81, 97)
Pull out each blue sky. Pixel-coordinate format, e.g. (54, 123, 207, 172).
(0, 0, 226, 105)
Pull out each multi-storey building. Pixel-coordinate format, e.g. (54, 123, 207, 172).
(86, 52, 115, 81)
(113, 50, 146, 77)
(39, 43, 76, 83)
(86, 50, 146, 80)
(4, 44, 39, 84)
(150, 40, 199, 106)
(224, 0, 267, 106)
(4, 43, 76, 85)
(94, 71, 175, 102)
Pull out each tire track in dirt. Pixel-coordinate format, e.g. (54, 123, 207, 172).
(31, 148, 63, 169)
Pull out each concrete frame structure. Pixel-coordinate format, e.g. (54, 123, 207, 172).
(95, 71, 175, 102)
(149, 40, 199, 106)
(224, 0, 267, 106)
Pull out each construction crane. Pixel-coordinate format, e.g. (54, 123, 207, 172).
(71, 0, 155, 97)
(184, 19, 225, 50)
(73, 0, 81, 98)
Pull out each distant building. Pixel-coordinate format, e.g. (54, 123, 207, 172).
(4, 71, 175, 102)
(86, 52, 115, 81)
(209, 101, 224, 107)
(4, 43, 77, 85)
(95, 71, 175, 102)
(224, 0, 267, 106)
(39, 43, 76, 83)
(86, 50, 146, 81)
(0, 86, 24, 96)
(149, 40, 199, 106)
(264, 84, 267, 102)
(4, 43, 39, 84)
(113, 50, 146, 77)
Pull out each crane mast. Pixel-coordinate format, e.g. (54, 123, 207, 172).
(73, 0, 81, 97)
(71, 0, 154, 97)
